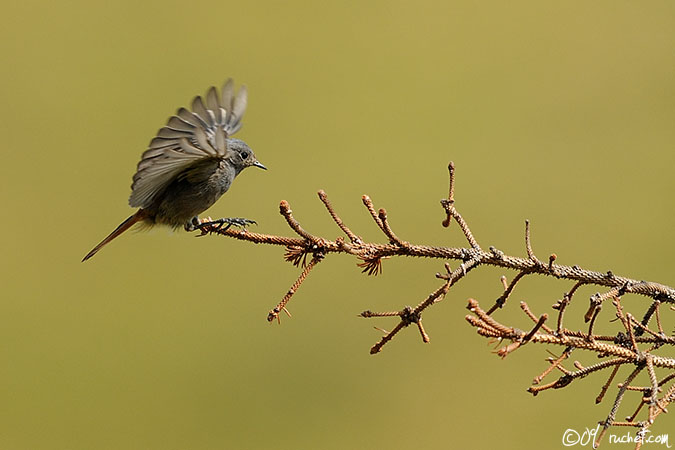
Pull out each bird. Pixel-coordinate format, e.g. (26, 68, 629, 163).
(82, 79, 266, 262)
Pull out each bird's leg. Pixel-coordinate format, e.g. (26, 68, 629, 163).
(195, 217, 257, 231)
(185, 216, 214, 231)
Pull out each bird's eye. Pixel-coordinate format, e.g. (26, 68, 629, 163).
(241, 152, 249, 159)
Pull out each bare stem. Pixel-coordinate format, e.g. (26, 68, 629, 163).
(267, 254, 323, 322)
(195, 162, 675, 443)
(318, 190, 360, 243)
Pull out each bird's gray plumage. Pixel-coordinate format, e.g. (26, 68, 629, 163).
(129, 79, 250, 209)
(82, 79, 265, 261)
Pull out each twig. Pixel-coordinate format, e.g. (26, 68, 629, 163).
(365, 281, 452, 354)
(533, 348, 572, 384)
(553, 281, 586, 336)
(595, 364, 645, 447)
(195, 162, 675, 445)
(377, 208, 407, 247)
(487, 271, 530, 314)
(362, 195, 384, 229)
(521, 301, 554, 335)
(279, 200, 319, 243)
(318, 190, 360, 243)
(441, 162, 456, 228)
(267, 254, 324, 323)
(525, 220, 542, 266)
(596, 365, 621, 404)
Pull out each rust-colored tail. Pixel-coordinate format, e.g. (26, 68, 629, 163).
(82, 210, 147, 262)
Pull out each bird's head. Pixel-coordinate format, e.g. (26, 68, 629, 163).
(227, 138, 267, 173)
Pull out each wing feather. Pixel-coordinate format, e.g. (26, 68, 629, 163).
(191, 96, 213, 127)
(232, 86, 247, 122)
(156, 128, 192, 139)
(215, 125, 226, 151)
(129, 79, 249, 208)
(192, 127, 216, 156)
(167, 116, 195, 132)
(221, 79, 234, 111)
(177, 107, 203, 128)
(148, 137, 178, 150)
(227, 85, 247, 134)
(205, 86, 221, 120)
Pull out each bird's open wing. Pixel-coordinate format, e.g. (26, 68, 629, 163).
(129, 79, 248, 208)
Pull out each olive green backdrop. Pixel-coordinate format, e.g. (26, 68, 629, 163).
(2, 1, 674, 449)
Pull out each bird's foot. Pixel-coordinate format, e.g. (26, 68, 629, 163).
(185, 216, 214, 231)
(195, 217, 257, 232)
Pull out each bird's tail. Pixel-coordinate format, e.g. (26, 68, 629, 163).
(82, 209, 147, 262)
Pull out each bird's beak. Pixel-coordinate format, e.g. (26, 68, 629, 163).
(253, 160, 267, 170)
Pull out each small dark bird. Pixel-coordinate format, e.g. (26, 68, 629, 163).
(83, 79, 266, 261)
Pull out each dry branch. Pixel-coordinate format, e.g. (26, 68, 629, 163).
(195, 162, 674, 447)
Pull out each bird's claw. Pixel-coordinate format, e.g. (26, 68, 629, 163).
(195, 217, 257, 232)
(186, 216, 212, 232)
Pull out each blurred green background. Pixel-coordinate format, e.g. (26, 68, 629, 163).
(2, 1, 674, 449)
